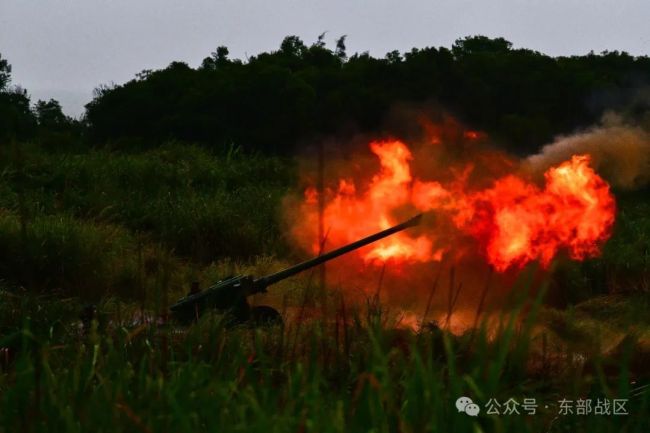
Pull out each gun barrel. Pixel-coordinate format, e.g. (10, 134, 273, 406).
(254, 214, 422, 290)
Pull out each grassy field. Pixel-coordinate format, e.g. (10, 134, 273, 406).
(0, 141, 649, 432)
(1, 283, 648, 432)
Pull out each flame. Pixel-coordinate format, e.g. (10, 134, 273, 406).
(290, 138, 616, 273)
(450, 154, 616, 271)
(298, 140, 438, 263)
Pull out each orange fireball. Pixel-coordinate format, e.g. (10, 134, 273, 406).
(452, 154, 616, 270)
(290, 138, 616, 273)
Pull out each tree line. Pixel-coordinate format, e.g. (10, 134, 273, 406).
(1, 36, 649, 154)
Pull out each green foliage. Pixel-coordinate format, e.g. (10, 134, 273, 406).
(201, 46, 237, 71)
(33, 99, 73, 130)
(83, 36, 650, 155)
(31, 99, 82, 150)
(0, 142, 295, 265)
(0, 89, 37, 141)
(0, 289, 647, 433)
(0, 53, 38, 140)
(452, 35, 513, 57)
(0, 140, 295, 299)
(0, 53, 10, 91)
(0, 210, 181, 299)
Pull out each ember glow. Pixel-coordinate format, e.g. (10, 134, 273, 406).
(290, 136, 616, 273)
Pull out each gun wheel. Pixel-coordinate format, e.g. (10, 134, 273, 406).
(249, 305, 283, 327)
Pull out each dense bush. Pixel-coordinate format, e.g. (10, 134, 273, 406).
(0, 143, 295, 263)
(0, 210, 183, 299)
(84, 36, 650, 155)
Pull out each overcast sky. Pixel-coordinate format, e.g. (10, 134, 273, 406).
(1, 0, 649, 117)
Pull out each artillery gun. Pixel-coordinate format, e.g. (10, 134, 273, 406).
(170, 214, 422, 324)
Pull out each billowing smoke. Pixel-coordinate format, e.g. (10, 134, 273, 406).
(525, 113, 650, 190)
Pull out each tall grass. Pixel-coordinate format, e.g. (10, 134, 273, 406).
(0, 210, 184, 299)
(0, 142, 295, 262)
(0, 283, 647, 433)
